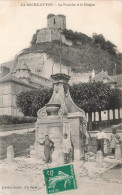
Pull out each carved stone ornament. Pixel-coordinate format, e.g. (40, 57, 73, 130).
(38, 110, 47, 118)
(63, 84, 69, 97)
(55, 84, 59, 93)
(58, 109, 63, 118)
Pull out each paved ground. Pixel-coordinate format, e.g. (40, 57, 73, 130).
(0, 157, 121, 195)
(0, 128, 121, 195)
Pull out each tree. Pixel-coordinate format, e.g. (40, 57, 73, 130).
(107, 88, 121, 120)
(69, 82, 121, 130)
(93, 34, 106, 49)
(92, 34, 117, 56)
(62, 29, 92, 44)
(106, 41, 117, 56)
(16, 88, 52, 117)
(17, 82, 121, 130)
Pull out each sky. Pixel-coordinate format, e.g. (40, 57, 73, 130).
(0, 0, 122, 64)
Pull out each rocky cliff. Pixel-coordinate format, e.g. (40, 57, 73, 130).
(21, 39, 121, 75)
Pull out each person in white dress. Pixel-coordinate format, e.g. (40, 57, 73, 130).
(62, 133, 72, 164)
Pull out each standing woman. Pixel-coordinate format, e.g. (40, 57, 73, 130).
(110, 128, 121, 155)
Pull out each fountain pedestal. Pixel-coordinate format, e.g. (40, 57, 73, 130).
(35, 73, 87, 164)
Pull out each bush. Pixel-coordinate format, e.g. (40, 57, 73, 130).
(0, 115, 36, 126)
(62, 29, 92, 44)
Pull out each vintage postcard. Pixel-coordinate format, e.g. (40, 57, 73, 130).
(0, 0, 122, 195)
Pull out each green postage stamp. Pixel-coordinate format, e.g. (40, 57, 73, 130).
(43, 164, 77, 194)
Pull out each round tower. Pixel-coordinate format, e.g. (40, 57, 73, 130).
(47, 14, 66, 30)
(14, 62, 31, 84)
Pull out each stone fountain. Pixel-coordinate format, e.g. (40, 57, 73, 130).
(34, 73, 87, 164)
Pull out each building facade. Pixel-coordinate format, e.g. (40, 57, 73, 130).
(0, 63, 52, 116)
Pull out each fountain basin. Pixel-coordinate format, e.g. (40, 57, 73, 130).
(46, 104, 60, 116)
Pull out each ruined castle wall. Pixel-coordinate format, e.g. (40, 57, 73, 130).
(31, 73, 52, 88)
(36, 27, 72, 46)
(51, 29, 60, 41)
(18, 53, 45, 74)
(18, 52, 70, 78)
(69, 72, 91, 85)
(36, 28, 51, 43)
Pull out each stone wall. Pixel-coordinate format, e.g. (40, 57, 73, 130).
(18, 53, 45, 74)
(0, 123, 35, 132)
(0, 83, 12, 115)
(36, 28, 72, 46)
(51, 29, 60, 41)
(17, 52, 94, 85)
(18, 53, 71, 79)
(36, 28, 51, 43)
(69, 72, 91, 85)
(0, 82, 33, 116)
(31, 73, 52, 88)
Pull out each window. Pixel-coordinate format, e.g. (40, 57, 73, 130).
(54, 19, 55, 24)
(35, 67, 42, 74)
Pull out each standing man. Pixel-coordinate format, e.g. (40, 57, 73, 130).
(110, 127, 121, 155)
(95, 127, 106, 156)
(62, 133, 72, 164)
(39, 135, 54, 163)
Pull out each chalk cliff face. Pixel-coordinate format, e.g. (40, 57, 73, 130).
(17, 41, 121, 76)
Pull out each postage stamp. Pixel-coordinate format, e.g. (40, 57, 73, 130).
(42, 164, 77, 194)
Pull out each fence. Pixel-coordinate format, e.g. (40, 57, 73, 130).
(89, 119, 122, 131)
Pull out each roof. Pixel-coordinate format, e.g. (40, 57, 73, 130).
(111, 74, 122, 86)
(31, 73, 52, 82)
(0, 73, 35, 89)
(16, 62, 30, 71)
(93, 70, 116, 83)
(11, 55, 18, 72)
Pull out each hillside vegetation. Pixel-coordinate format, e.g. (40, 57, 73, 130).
(20, 31, 122, 75)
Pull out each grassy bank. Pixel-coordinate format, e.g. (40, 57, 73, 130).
(0, 132, 35, 160)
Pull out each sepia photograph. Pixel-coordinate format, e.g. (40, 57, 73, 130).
(0, 0, 122, 195)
